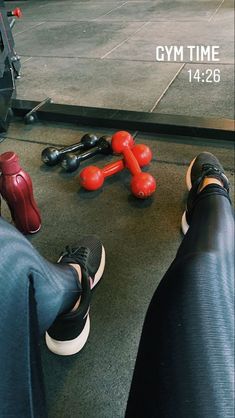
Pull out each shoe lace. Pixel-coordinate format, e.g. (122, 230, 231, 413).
(202, 163, 222, 176)
(63, 245, 90, 269)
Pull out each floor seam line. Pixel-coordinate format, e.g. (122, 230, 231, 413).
(100, 21, 150, 59)
(92, 1, 129, 21)
(208, 0, 225, 22)
(149, 63, 186, 113)
(20, 57, 33, 64)
(14, 22, 45, 36)
(2, 136, 67, 147)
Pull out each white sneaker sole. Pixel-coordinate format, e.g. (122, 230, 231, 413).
(91, 245, 106, 288)
(181, 211, 189, 235)
(45, 314, 90, 356)
(45, 245, 105, 356)
(185, 156, 196, 191)
(181, 157, 196, 235)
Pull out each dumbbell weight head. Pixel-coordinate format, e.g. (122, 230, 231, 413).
(61, 153, 78, 172)
(79, 166, 104, 190)
(24, 114, 36, 124)
(41, 147, 60, 166)
(131, 144, 152, 167)
(131, 172, 156, 199)
(81, 133, 100, 149)
(111, 131, 134, 154)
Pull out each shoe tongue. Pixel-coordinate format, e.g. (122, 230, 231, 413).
(202, 166, 229, 190)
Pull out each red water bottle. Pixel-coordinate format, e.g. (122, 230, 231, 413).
(0, 151, 41, 234)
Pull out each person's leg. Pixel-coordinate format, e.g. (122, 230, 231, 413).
(125, 155, 234, 418)
(0, 216, 105, 418)
(0, 216, 81, 417)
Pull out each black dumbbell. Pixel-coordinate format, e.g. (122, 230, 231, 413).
(61, 136, 112, 172)
(41, 133, 99, 166)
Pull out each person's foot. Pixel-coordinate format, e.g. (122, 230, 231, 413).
(181, 152, 230, 234)
(45, 236, 105, 356)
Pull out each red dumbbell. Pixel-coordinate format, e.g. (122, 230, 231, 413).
(79, 144, 152, 191)
(111, 131, 156, 199)
(7, 8, 22, 18)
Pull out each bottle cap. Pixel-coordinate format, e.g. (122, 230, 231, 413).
(0, 152, 21, 175)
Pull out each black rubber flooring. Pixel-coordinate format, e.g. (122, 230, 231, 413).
(0, 118, 234, 418)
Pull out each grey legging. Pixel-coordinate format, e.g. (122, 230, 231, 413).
(0, 216, 80, 417)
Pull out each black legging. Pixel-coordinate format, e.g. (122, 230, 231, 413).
(125, 185, 234, 418)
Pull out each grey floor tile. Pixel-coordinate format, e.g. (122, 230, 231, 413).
(14, 21, 146, 58)
(4, 1, 35, 12)
(15, 57, 182, 112)
(14, 1, 126, 21)
(13, 21, 45, 36)
(153, 64, 234, 119)
(105, 39, 158, 61)
(20, 56, 33, 65)
(106, 20, 234, 64)
(211, 0, 235, 21)
(96, 0, 222, 21)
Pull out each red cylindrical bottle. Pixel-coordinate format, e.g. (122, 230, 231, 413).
(0, 151, 41, 234)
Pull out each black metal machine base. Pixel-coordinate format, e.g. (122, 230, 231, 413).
(0, 0, 21, 132)
(12, 98, 234, 141)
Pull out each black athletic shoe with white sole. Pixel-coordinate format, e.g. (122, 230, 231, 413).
(181, 152, 230, 234)
(45, 236, 105, 356)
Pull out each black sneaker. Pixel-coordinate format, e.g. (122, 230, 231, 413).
(181, 152, 230, 234)
(45, 236, 105, 356)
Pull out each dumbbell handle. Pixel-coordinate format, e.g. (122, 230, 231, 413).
(59, 141, 91, 155)
(76, 144, 107, 163)
(58, 134, 100, 154)
(79, 159, 124, 190)
(82, 140, 110, 159)
(101, 160, 124, 177)
(62, 139, 111, 172)
(98, 143, 152, 178)
(122, 147, 141, 176)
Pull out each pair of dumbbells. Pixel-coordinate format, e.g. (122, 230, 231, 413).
(79, 131, 156, 199)
(41, 133, 112, 171)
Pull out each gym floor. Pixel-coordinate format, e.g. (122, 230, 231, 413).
(1, 1, 235, 418)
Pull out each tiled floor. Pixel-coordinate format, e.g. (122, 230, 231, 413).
(8, 0, 234, 117)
